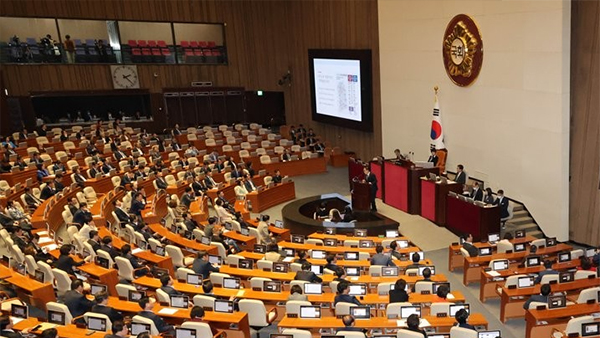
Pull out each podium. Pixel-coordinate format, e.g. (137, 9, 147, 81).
(446, 195, 501, 241)
(352, 180, 371, 211)
(383, 160, 439, 214)
(420, 178, 463, 225)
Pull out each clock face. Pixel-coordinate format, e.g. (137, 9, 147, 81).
(111, 65, 140, 89)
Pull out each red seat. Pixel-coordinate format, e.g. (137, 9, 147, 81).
(212, 50, 221, 56)
(151, 48, 161, 56)
(190, 41, 199, 48)
(141, 48, 151, 56)
(157, 40, 167, 48)
(203, 50, 213, 56)
(131, 48, 141, 55)
(194, 49, 203, 56)
(180, 41, 189, 48)
(148, 40, 157, 47)
(128, 40, 137, 47)
(184, 49, 194, 56)
(137, 40, 147, 47)
(207, 41, 216, 48)
(161, 48, 171, 56)
(198, 41, 208, 48)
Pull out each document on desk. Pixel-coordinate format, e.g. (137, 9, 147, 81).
(44, 244, 58, 252)
(236, 290, 245, 297)
(38, 236, 53, 244)
(486, 271, 501, 277)
(282, 257, 294, 263)
(158, 308, 179, 315)
(131, 248, 144, 254)
(10, 317, 24, 324)
(446, 293, 455, 300)
(418, 319, 431, 328)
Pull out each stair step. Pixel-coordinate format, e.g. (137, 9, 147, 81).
(512, 204, 524, 212)
(510, 216, 534, 225)
(507, 222, 539, 232)
(513, 210, 529, 218)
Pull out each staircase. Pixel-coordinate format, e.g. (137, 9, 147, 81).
(503, 202, 544, 239)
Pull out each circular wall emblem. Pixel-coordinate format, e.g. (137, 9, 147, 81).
(442, 14, 483, 87)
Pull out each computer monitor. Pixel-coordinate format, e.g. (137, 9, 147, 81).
(325, 228, 336, 235)
(131, 322, 152, 335)
(223, 277, 241, 289)
(348, 283, 367, 296)
(187, 273, 202, 285)
(238, 259, 253, 269)
(153, 245, 165, 256)
(350, 306, 371, 319)
(492, 260, 509, 271)
(418, 266, 436, 276)
(311, 250, 326, 259)
(208, 255, 222, 265)
(34, 269, 45, 282)
(253, 244, 266, 253)
(546, 237, 557, 247)
(382, 267, 399, 276)
(426, 335, 450, 338)
(273, 262, 289, 273)
(214, 300, 234, 313)
(477, 331, 501, 338)
(449, 304, 470, 317)
(400, 306, 421, 319)
(432, 282, 451, 294)
(548, 294, 567, 309)
(359, 240, 374, 248)
(240, 228, 250, 236)
(153, 267, 169, 278)
(514, 243, 526, 252)
(559, 271, 574, 283)
(170, 295, 189, 308)
(558, 252, 571, 263)
(527, 256, 541, 267)
(345, 267, 360, 277)
(87, 317, 107, 331)
(396, 240, 409, 249)
(304, 283, 323, 295)
(283, 248, 295, 257)
(311, 265, 323, 275)
(479, 247, 492, 256)
(582, 322, 600, 337)
(299, 306, 321, 318)
(386, 230, 399, 238)
(515, 230, 525, 238)
(487, 234, 500, 244)
(517, 276, 534, 288)
(291, 234, 305, 243)
(11, 304, 27, 318)
(344, 252, 359, 260)
(96, 256, 109, 269)
(324, 238, 337, 246)
(128, 290, 146, 302)
(275, 220, 284, 229)
(200, 236, 211, 245)
(47, 310, 66, 325)
(175, 328, 197, 338)
(264, 280, 282, 292)
(354, 229, 367, 237)
(90, 283, 107, 295)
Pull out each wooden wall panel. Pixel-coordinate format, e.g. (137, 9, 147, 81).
(569, 0, 600, 245)
(1, 0, 381, 160)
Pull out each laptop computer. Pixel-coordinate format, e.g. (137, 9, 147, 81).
(311, 265, 323, 275)
(345, 252, 359, 260)
(223, 277, 241, 289)
(11, 304, 27, 318)
(488, 233, 500, 244)
(477, 331, 501, 338)
(299, 306, 321, 318)
(263, 280, 282, 292)
(582, 322, 600, 337)
(386, 230, 399, 238)
(90, 283, 107, 295)
(273, 262, 289, 273)
(514, 243, 526, 252)
(47, 310, 66, 325)
(304, 283, 323, 295)
(348, 283, 367, 296)
(350, 306, 371, 319)
(517, 276, 534, 288)
(397, 240, 409, 249)
(291, 234, 305, 243)
(175, 328, 197, 338)
(311, 250, 326, 259)
(354, 229, 367, 237)
(214, 300, 234, 313)
(492, 260, 509, 271)
(449, 304, 470, 317)
(559, 271, 574, 283)
(186, 273, 202, 285)
(170, 295, 189, 308)
(131, 322, 152, 335)
(382, 267, 399, 276)
(325, 228, 336, 235)
(128, 290, 146, 302)
(479, 247, 492, 256)
(324, 238, 337, 246)
(345, 267, 360, 277)
(87, 316, 107, 331)
(558, 252, 571, 263)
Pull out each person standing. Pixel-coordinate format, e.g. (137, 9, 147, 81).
(363, 166, 378, 212)
(64, 35, 75, 63)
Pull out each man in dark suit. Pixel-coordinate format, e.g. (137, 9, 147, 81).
(87, 230, 101, 253)
(192, 251, 220, 279)
(55, 244, 85, 275)
(40, 180, 57, 200)
(183, 213, 198, 232)
(337, 315, 367, 334)
(272, 170, 283, 184)
(334, 281, 361, 305)
(104, 320, 128, 338)
(22, 188, 41, 209)
(180, 187, 195, 209)
(371, 245, 396, 266)
(191, 175, 207, 196)
(89, 162, 103, 178)
(428, 148, 439, 166)
(325, 255, 343, 274)
(363, 166, 378, 211)
(455, 164, 467, 185)
(53, 174, 65, 192)
(100, 236, 121, 259)
(10, 227, 28, 250)
(129, 193, 145, 218)
(113, 200, 136, 226)
(294, 262, 322, 283)
(72, 203, 92, 226)
(470, 182, 483, 201)
(72, 167, 87, 187)
(67, 197, 79, 216)
(155, 172, 168, 190)
(204, 171, 217, 189)
(461, 234, 478, 257)
(494, 189, 510, 219)
(523, 283, 551, 309)
(137, 297, 175, 335)
(535, 260, 559, 284)
(91, 292, 123, 323)
(389, 279, 409, 303)
(101, 158, 115, 174)
(64, 280, 94, 317)
(114, 149, 128, 161)
(159, 275, 184, 296)
(0, 315, 29, 338)
(120, 172, 135, 187)
(243, 175, 256, 192)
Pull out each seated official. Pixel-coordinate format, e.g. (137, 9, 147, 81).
(337, 315, 367, 334)
(325, 254, 343, 274)
(342, 205, 354, 222)
(411, 268, 432, 292)
(427, 148, 438, 166)
(334, 281, 361, 306)
(264, 243, 282, 262)
(454, 308, 476, 330)
(0, 315, 35, 338)
(371, 245, 396, 266)
(314, 202, 328, 219)
(461, 234, 478, 257)
(406, 313, 426, 337)
(192, 251, 220, 279)
(138, 297, 175, 335)
(180, 187, 196, 209)
(388, 240, 403, 260)
(234, 180, 248, 199)
(121, 244, 150, 277)
(294, 251, 309, 265)
(294, 262, 322, 283)
(91, 292, 123, 323)
(523, 283, 551, 309)
(100, 236, 121, 259)
(64, 280, 94, 318)
(104, 320, 128, 338)
(55, 244, 85, 276)
(389, 279, 409, 303)
(87, 230, 101, 253)
(333, 269, 348, 283)
(272, 170, 283, 184)
(288, 285, 308, 301)
(160, 275, 184, 297)
(535, 260, 559, 284)
(189, 306, 219, 335)
(432, 285, 450, 303)
(406, 252, 423, 270)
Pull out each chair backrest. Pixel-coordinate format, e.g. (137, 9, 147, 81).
(336, 331, 366, 338)
(238, 299, 269, 327)
(114, 256, 135, 281)
(155, 288, 171, 304)
(176, 267, 195, 281)
(47, 302, 73, 324)
(449, 326, 478, 338)
(165, 245, 186, 267)
(115, 283, 137, 299)
(505, 274, 529, 288)
(343, 239, 359, 247)
(429, 302, 453, 315)
(132, 315, 159, 335)
(397, 329, 427, 338)
(565, 315, 595, 336)
(334, 301, 358, 316)
(496, 240, 514, 254)
(96, 250, 114, 269)
(52, 268, 72, 296)
(459, 247, 470, 257)
(180, 321, 214, 337)
(539, 273, 559, 285)
(256, 260, 274, 271)
(192, 294, 216, 310)
(414, 281, 434, 293)
(282, 328, 313, 338)
(250, 277, 272, 290)
(209, 272, 231, 287)
(576, 287, 600, 304)
(83, 312, 111, 332)
(289, 280, 309, 289)
(290, 262, 303, 272)
(285, 300, 312, 315)
(211, 241, 227, 259)
(385, 302, 412, 318)
(575, 270, 596, 280)
(369, 265, 383, 277)
(376, 282, 394, 295)
(530, 239, 546, 248)
(37, 261, 55, 284)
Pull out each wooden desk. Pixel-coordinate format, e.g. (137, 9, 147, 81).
(447, 236, 536, 271)
(499, 277, 600, 322)
(31, 187, 80, 230)
(246, 181, 296, 213)
(222, 231, 257, 250)
(420, 178, 463, 226)
(446, 195, 501, 241)
(0, 168, 37, 186)
(86, 175, 116, 194)
(525, 303, 600, 338)
(148, 223, 217, 255)
(13, 317, 161, 338)
(261, 157, 327, 177)
(244, 218, 291, 241)
(78, 263, 119, 297)
(278, 314, 488, 333)
(308, 233, 415, 246)
(383, 160, 439, 215)
(276, 241, 420, 256)
(462, 243, 573, 285)
(4, 270, 56, 311)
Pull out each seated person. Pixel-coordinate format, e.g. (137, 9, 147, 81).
(461, 234, 478, 257)
(294, 262, 322, 283)
(523, 283, 551, 309)
(294, 251, 308, 265)
(120, 244, 150, 277)
(64, 280, 94, 318)
(578, 256, 597, 272)
(313, 202, 328, 219)
(91, 292, 123, 323)
(389, 278, 409, 303)
(406, 313, 426, 337)
(288, 285, 308, 301)
(325, 254, 343, 274)
(160, 275, 183, 297)
(264, 243, 282, 262)
(105, 320, 128, 338)
(55, 244, 85, 276)
(188, 306, 219, 335)
(406, 252, 423, 270)
(454, 308, 475, 330)
(518, 245, 539, 268)
(192, 251, 220, 279)
(337, 315, 366, 333)
(342, 205, 354, 222)
(333, 269, 348, 283)
(137, 297, 175, 335)
(334, 281, 361, 306)
(371, 245, 396, 266)
(388, 240, 403, 260)
(535, 260, 559, 284)
(0, 315, 35, 338)
(432, 285, 449, 303)
(411, 268, 432, 292)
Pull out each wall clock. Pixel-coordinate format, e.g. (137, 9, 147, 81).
(442, 14, 484, 87)
(110, 65, 140, 89)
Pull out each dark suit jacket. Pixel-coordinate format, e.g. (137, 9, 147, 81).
(87, 239, 101, 252)
(64, 289, 94, 317)
(155, 177, 168, 190)
(115, 208, 133, 224)
(273, 175, 283, 184)
(428, 155, 438, 166)
(455, 172, 466, 185)
(55, 254, 84, 275)
(184, 219, 198, 232)
(160, 285, 183, 297)
(471, 188, 483, 201)
(73, 209, 92, 226)
(0, 330, 23, 338)
(294, 271, 322, 283)
(494, 197, 510, 218)
(24, 193, 39, 207)
(366, 172, 378, 193)
(192, 259, 220, 279)
(129, 200, 145, 216)
(139, 310, 172, 333)
(462, 242, 479, 257)
(458, 323, 476, 330)
(334, 294, 361, 305)
(40, 185, 56, 200)
(100, 244, 120, 259)
(371, 253, 396, 267)
(180, 193, 194, 209)
(389, 289, 409, 303)
(74, 173, 87, 184)
(121, 175, 132, 187)
(91, 304, 124, 323)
